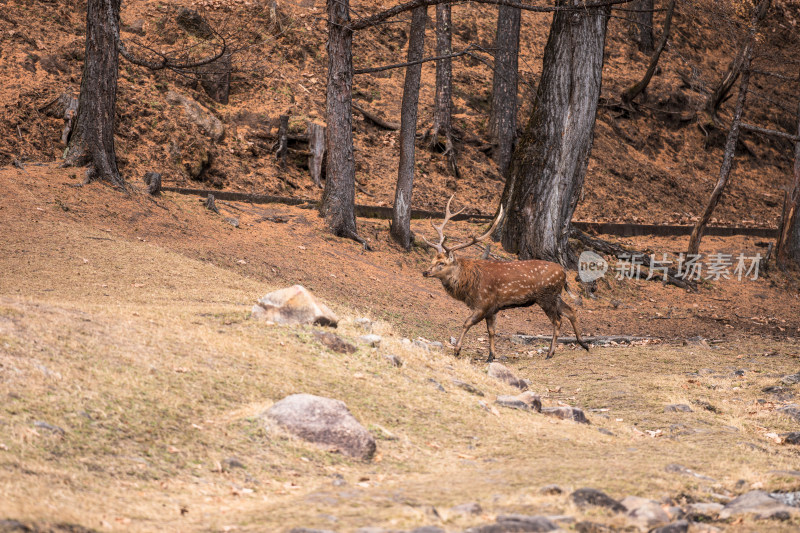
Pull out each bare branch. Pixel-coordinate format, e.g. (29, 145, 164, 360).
(740, 122, 800, 142)
(354, 45, 475, 75)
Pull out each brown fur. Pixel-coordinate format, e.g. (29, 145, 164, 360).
(424, 252, 588, 362)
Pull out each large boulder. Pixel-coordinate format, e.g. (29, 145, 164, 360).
(166, 90, 224, 141)
(251, 285, 338, 327)
(262, 394, 376, 460)
(718, 490, 799, 520)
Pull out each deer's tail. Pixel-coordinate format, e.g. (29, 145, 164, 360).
(563, 278, 582, 305)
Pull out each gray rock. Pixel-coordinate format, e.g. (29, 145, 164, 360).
(574, 522, 613, 533)
(598, 428, 614, 436)
(221, 456, 245, 470)
(410, 528, 445, 533)
(383, 354, 403, 367)
(331, 473, 346, 486)
(225, 217, 239, 228)
(487, 362, 529, 390)
(428, 378, 446, 392)
(262, 394, 376, 460)
(289, 529, 336, 533)
(143, 171, 161, 195)
(453, 379, 484, 396)
(313, 331, 356, 354)
(166, 90, 224, 141)
(496, 391, 542, 412)
(782, 372, 800, 385)
(359, 334, 382, 347)
(782, 432, 800, 445)
(664, 404, 693, 413)
(252, 285, 338, 327)
(496, 515, 557, 532)
(541, 406, 588, 424)
(570, 488, 625, 513)
(664, 463, 716, 481)
(176, 7, 214, 39)
(355, 317, 373, 331)
(620, 495, 670, 528)
(686, 502, 724, 517)
(33, 420, 65, 435)
(770, 491, 800, 507)
(540, 484, 563, 495)
(718, 490, 799, 520)
(451, 502, 482, 515)
(650, 520, 688, 533)
(779, 405, 800, 423)
(121, 18, 145, 35)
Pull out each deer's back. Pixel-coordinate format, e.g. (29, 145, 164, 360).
(466, 258, 565, 311)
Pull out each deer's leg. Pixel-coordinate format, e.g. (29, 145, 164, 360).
(454, 310, 485, 358)
(541, 299, 561, 360)
(485, 313, 497, 363)
(558, 297, 590, 352)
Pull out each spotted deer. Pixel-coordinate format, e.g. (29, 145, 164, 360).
(422, 196, 589, 362)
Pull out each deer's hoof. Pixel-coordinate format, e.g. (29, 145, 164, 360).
(485, 354, 494, 363)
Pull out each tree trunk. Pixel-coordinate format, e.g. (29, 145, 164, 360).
(322, 0, 364, 244)
(390, 6, 427, 250)
(703, 0, 769, 124)
(778, 102, 800, 268)
(630, 0, 654, 54)
(307, 121, 325, 188)
(500, 1, 611, 267)
(687, 53, 753, 256)
(429, 3, 453, 151)
(621, 0, 675, 104)
(64, 0, 123, 186)
(488, 5, 521, 179)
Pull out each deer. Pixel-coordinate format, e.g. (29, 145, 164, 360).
(421, 196, 589, 362)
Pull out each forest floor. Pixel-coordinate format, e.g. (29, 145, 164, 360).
(1, 165, 800, 532)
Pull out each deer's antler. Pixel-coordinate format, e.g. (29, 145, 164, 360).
(421, 194, 465, 253)
(444, 204, 504, 253)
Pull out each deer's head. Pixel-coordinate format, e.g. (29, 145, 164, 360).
(421, 195, 503, 278)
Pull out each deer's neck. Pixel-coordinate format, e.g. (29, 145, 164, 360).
(441, 258, 480, 307)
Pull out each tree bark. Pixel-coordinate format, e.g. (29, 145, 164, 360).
(703, 0, 769, 124)
(391, 6, 427, 250)
(687, 53, 753, 256)
(321, 0, 364, 244)
(500, 1, 611, 266)
(488, 4, 521, 179)
(778, 102, 800, 267)
(630, 0, 654, 54)
(621, 0, 675, 104)
(307, 121, 325, 188)
(64, 0, 123, 187)
(429, 3, 453, 151)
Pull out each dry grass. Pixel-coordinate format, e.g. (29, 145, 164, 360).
(1, 169, 800, 532)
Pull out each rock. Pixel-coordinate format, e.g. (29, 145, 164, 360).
(650, 520, 688, 533)
(496, 515, 558, 532)
(598, 428, 614, 436)
(33, 420, 65, 435)
(664, 463, 715, 481)
(487, 362, 529, 390)
(221, 456, 245, 471)
(620, 495, 670, 528)
(718, 490, 799, 520)
(574, 522, 613, 533)
(122, 18, 145, 35)
(143, 171, 161, 195)
(358, 334, 382, 347)
(225, 217, 239, 228)
(688, 524, 722, 533)
(355, 317, 373, 330)
(451, 502, 482, 515)
(762, 385, 795, 401)
(453, 379, 485, 396)
(252, 285, 338, 327)
(664, 404, 693, 413)
(570, 488, 626, 513)
(199, 52, 231, 104)
(288, 529, 336, 533)
(770, 491, 800, 507)
(540, 484, 563, 495)
(428, 378, 446, 392)
(166, 90, 224, 141)
(782, 432, 800, 445)
(313, 331, 357, 354)
(685, 502, 723, 521)
(383, 354, 403, 367)
(262, 394, 376, 460)
(496, 391, 542, 412)
(541, 406, 588, 424)
(410, 528, 445, 533)
(781, 372, 800, 385)
(779, 405, 800, 423)
(176, 7, 214, 39)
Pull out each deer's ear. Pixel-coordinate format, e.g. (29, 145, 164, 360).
(447, 252, 455, 262)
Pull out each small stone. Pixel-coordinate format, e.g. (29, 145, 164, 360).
(598, 428, 614, 436)
(664, 404, 693, 413)
(451, 502, 482, 515)
(410, 527, 445, 533)
(686, 502, 723, 519)
(541, 406, 588, 424)
(649, 520, 688, 533)
(495, 515, 558, 532)
(313, 331, 357, 354)
(453, 379, 485, 396)
(166, 90, 224, 141)
(252, 285, 338, 327)
(358, 334, 382, 347)
(496, 391, 542, 412)
(221, 457, 245, 470)
(781, 372, 800, 385)
(143, 171, 161, 195)
(289, 529, 337, 533)
(488, 362, 529, 390)
(331, 473, 346, 486)
(355, 317, 372, 331)
(570, 488, 625, 513)
(383, 354, 403, 367)
(33, 420, 65, 435)
(621, 496, 670, 528)
(718, 490, 799, 520)
(225, 217, 239, 228)
(428, 378, 446, 392)
(664, 463, 716, 481)
(262, 394, 376, 460)
(574, 522, 613, 533)
(540, 484, 563, 495)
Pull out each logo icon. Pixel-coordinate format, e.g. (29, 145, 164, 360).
(578, 250, 608, 282)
